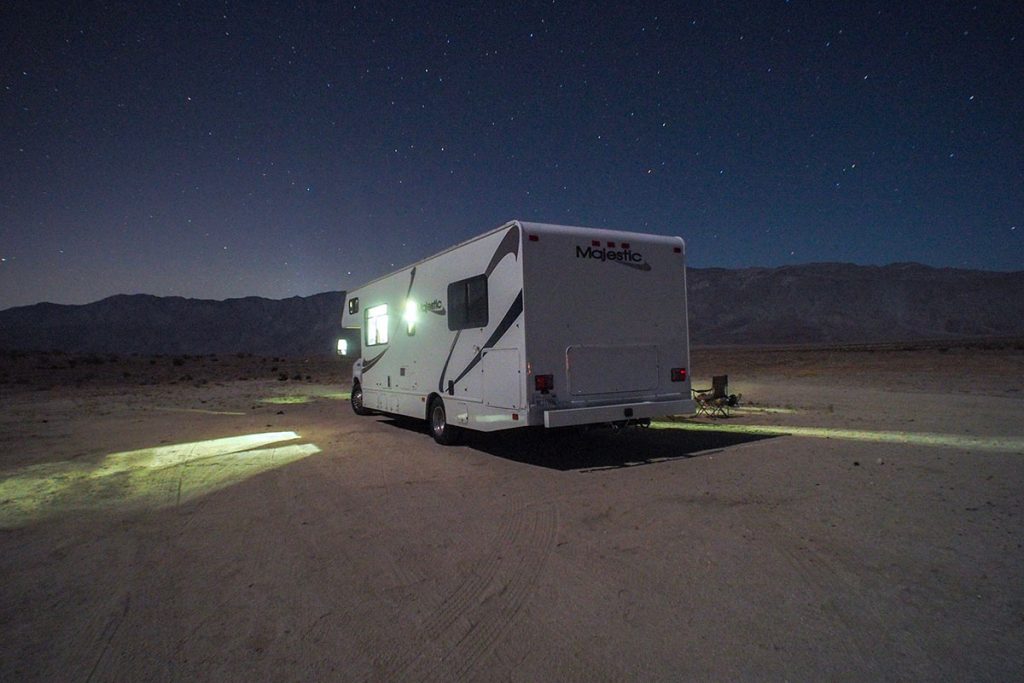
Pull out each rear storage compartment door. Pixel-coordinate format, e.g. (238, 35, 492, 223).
(566, 344, 659, 396)
(482, 348, 522, 408)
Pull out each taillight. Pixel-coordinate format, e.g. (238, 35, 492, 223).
(535, 374, 554, 393)
(671, 367, 687, 382)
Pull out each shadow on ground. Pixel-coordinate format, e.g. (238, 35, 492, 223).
(378, 417, 778, 472)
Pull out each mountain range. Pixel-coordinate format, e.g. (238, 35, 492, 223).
(1, 263, 1022, 355)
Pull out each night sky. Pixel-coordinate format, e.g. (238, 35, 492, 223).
(2, 2, 1021, 308)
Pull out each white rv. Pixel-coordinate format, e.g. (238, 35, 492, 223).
(340, 220, 694, 444)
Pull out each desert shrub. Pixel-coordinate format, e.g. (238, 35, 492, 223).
(172, 357, 185, 367)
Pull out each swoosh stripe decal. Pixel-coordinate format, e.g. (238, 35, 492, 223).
(484, 226, 520, 277)
(361, 348, 388, 374)
(436, 225, 520, 392)
(450, 290, 523, 386)
(437, 330, 461, 392)
(405, 266, 417, 298)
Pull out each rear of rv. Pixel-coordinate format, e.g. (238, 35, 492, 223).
(519, 223, 694, 428)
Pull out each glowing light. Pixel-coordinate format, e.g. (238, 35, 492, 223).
(337, 338, 348, 355)
(0, 432, 319, 528)
(651, 421, 1024, 453)
(259, 391, 349, 404)
(151, 407, 247, 416)
(403, 299, 418, 334)
(261, 395, 312, 405)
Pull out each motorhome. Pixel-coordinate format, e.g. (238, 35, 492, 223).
(340, 220, 694, 444)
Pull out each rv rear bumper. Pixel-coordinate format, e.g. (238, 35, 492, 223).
(543, 398, 695, 429)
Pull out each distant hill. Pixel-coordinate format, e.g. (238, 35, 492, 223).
(0, 292, 351, 356)
(687, 263, 1024, 345)
(1, 263, 1022, 354)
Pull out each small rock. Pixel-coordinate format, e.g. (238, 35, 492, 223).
(853, 461, 860, 467)
(876, 458, 884, 465)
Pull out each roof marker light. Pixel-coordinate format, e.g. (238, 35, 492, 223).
(528, 234, 539, 242)
(591, 240, 600, 246)
(673, 246, 682, 253)
(607, 241, 615, 247)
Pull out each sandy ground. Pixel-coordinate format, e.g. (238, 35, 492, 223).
(1, 342, 1023, 681)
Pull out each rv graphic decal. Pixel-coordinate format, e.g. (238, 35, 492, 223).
(437, 225, 522, 392)
(575, 245, 652, 271)
(437, 330, 462, 392)
(361, 348, 388, 374)
(421, 299, 445, 315)
(448, 290, 524, 386)
(405, 266, 417, 297)
(485, 226, 520, 277)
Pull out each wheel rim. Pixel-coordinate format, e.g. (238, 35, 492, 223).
(352, 387, 362, 411)
(431, 404, 445, 437)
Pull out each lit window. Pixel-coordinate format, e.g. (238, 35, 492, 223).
(365, 304, 389, 346)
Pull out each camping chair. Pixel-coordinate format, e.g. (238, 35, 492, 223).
(693, 375, 732, 417)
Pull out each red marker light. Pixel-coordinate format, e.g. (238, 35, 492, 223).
(535, 375, 554, 393)
(528, 234, 539, 242)
(670, 367, 687, 382)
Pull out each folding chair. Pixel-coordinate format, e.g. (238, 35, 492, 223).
(693, 375, 731, 417)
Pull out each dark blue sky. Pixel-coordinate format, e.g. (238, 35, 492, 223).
(2, 1, 1021, 308)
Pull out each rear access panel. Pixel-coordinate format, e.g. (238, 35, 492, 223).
(565, 344, 659, 396)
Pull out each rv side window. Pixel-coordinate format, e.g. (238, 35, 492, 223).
(365, 304, 389, 345)
(447, 275, 488, 330)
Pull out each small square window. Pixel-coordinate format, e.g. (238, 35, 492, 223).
(447, 275, 488, 330)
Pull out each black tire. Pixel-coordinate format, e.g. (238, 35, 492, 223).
(429, 398, 461, 445)
(351, 383, 372, 416)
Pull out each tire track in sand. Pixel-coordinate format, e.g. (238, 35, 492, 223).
(380, 499, 558, 681)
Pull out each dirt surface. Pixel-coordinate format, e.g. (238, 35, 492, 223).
(2, 343, 1023, 680)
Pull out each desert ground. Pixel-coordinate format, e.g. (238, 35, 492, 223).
(1, 341, 1023, 680)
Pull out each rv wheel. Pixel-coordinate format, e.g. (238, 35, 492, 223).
(429, 398, 461, 445)
(351, 383, 372, 416)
